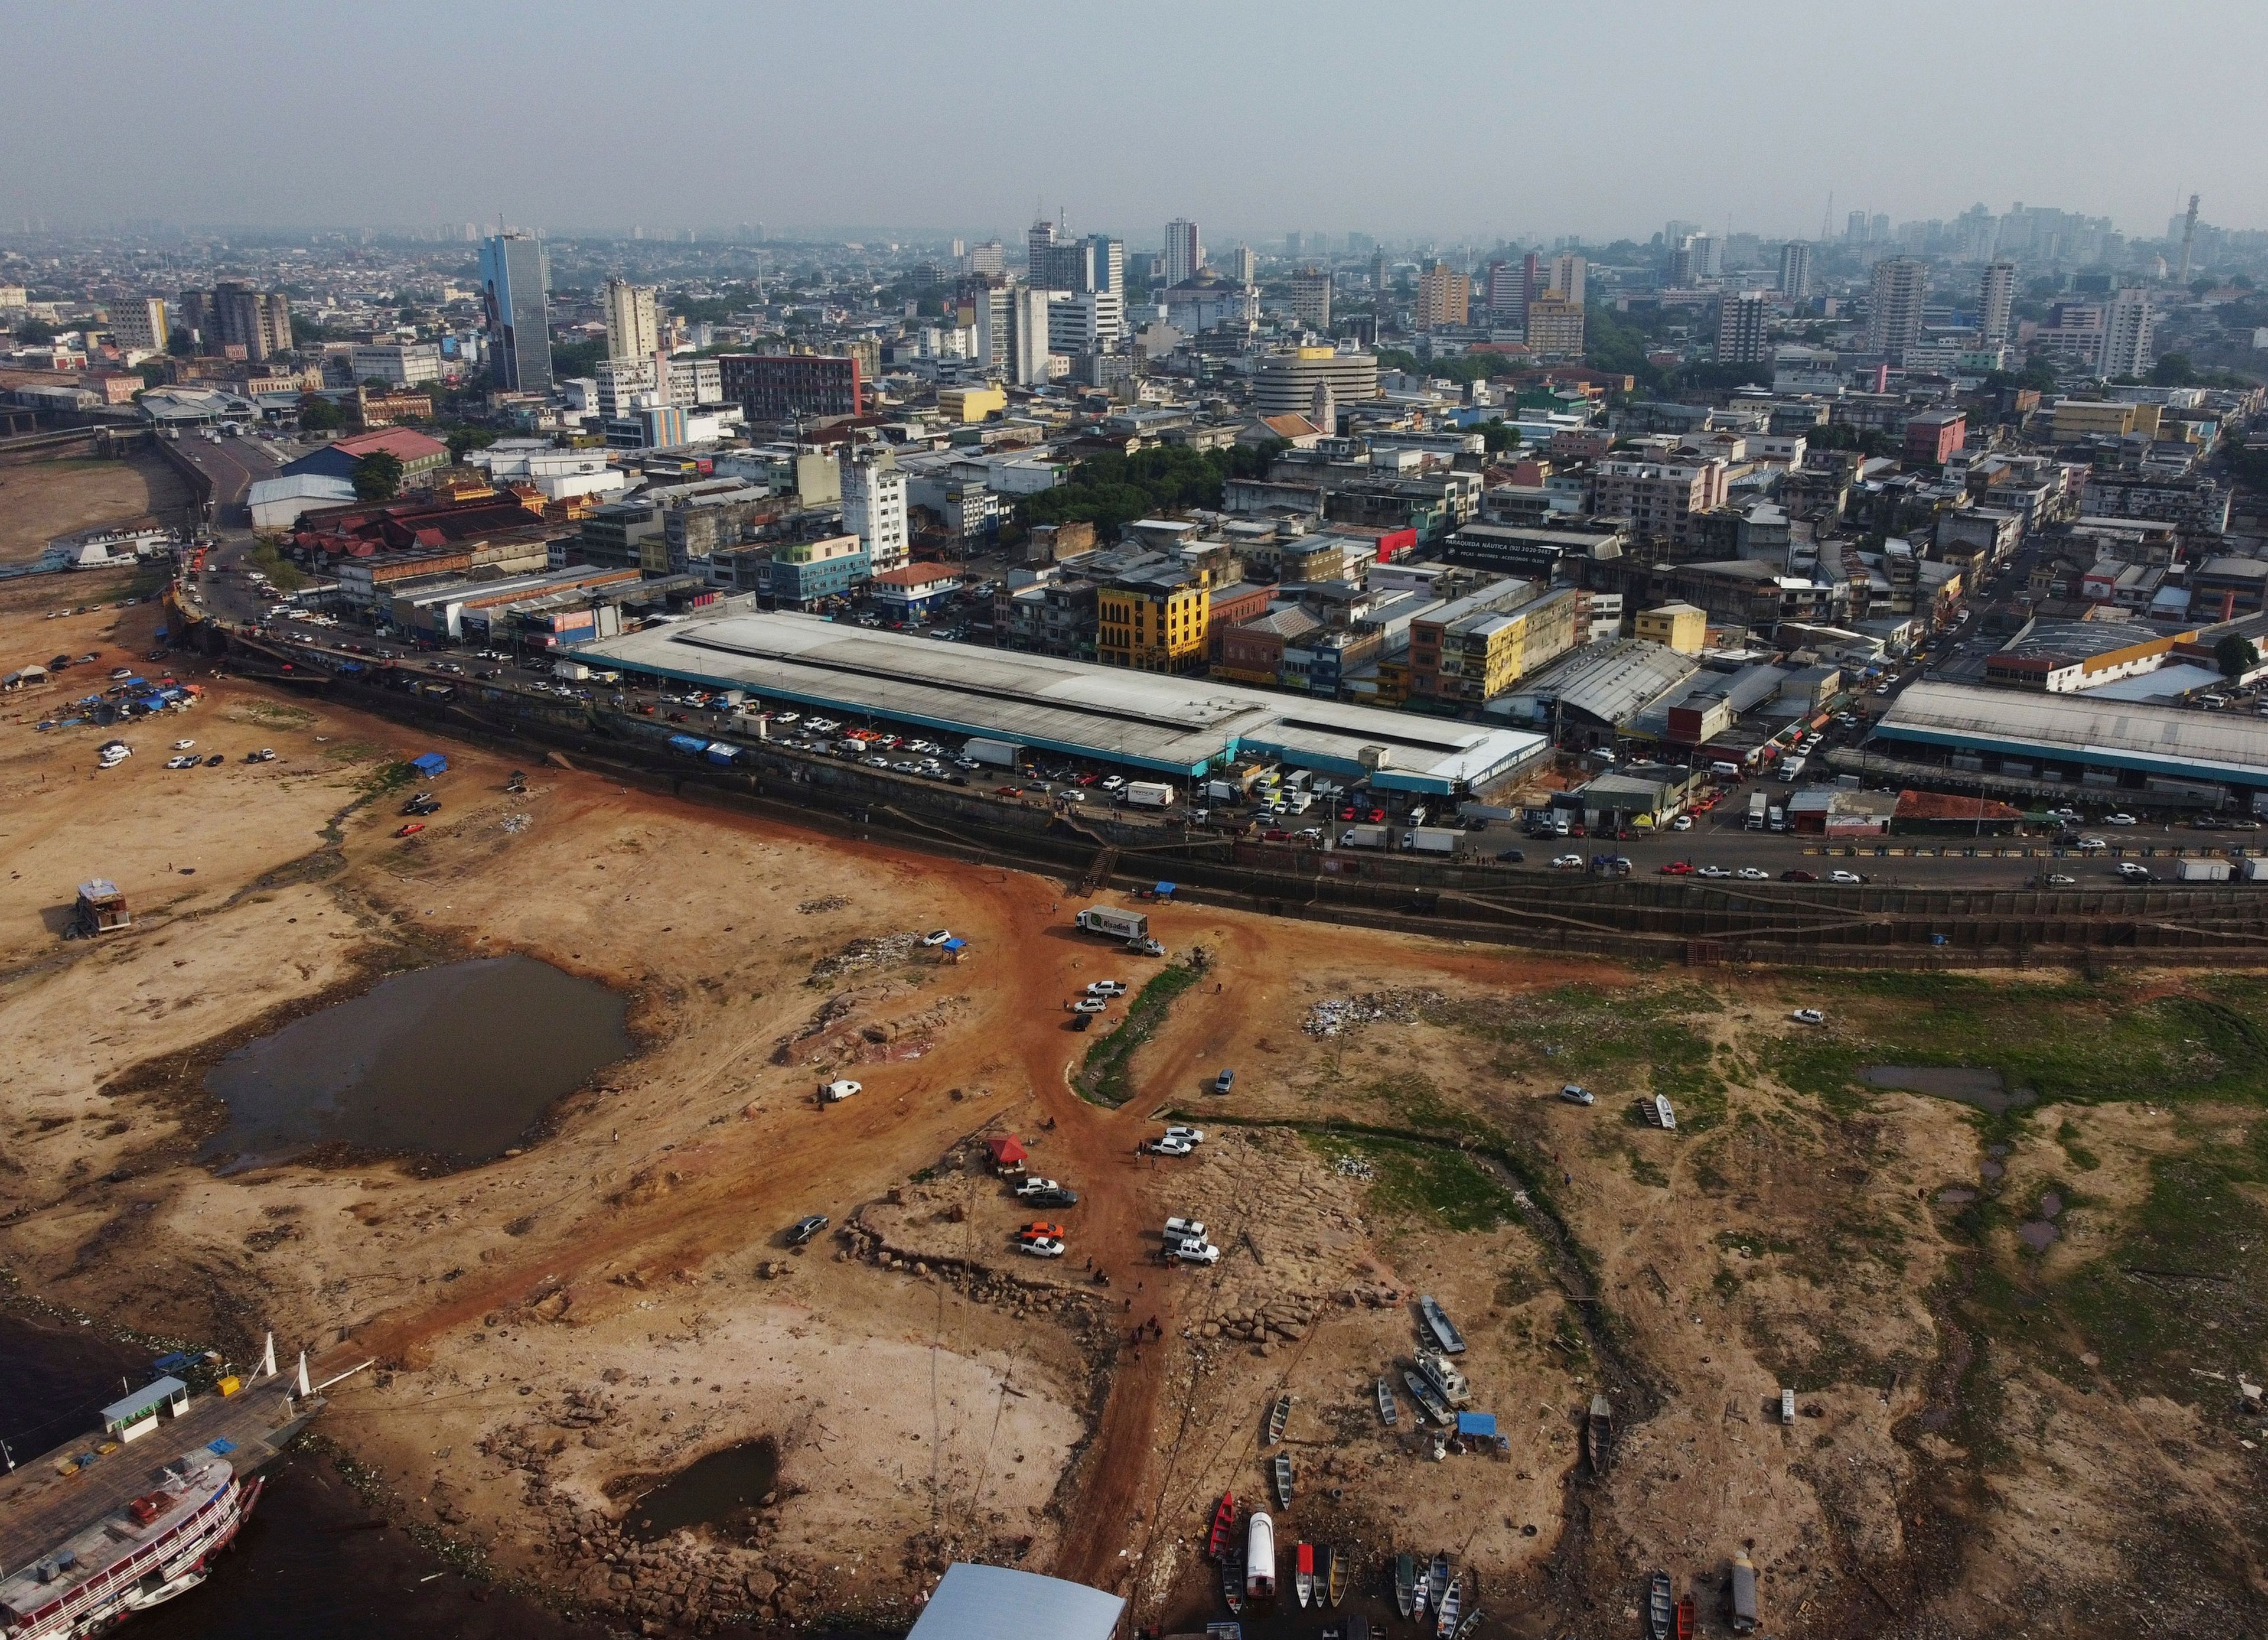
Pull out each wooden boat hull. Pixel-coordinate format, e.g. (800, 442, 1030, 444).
(1325, 1543, 1345, 1607)
(1374, 1377, 1397, 1426)
(1266, 1394, 1291, 1444)
(1207, 1490, 1236, 1559)
(1435, 1576, 1462, 1638)
(1296, 1543, 1314, 1608)
(1428, 1553, 1450, 1603)
(1647, 1570, 1674, 1639)
(1221, 1547, 1243, 1614)
(1394, 1553, 1415, 1618)
(1272, 1453, 1294, 1508)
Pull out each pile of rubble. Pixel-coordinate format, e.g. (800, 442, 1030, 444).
(1303, 989, 1445, 1038)
(1334, 1153, 1378, 1181)
(807, 932, 919, 984)
(797, 893, 851, 915)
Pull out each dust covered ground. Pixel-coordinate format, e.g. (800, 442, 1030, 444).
(0, 450, 191, 562)
(2, 579, 2266, 1638)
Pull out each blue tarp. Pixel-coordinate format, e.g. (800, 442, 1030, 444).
(1153, 881, 1177, 897)
(940, 938, 968, 952)
(667, 734, 708, 756)
(410, 752, 448, 776)
(1455, 1412, 1497, 1438)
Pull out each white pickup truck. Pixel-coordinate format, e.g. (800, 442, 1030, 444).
(1167, 1238, 1221, 1265)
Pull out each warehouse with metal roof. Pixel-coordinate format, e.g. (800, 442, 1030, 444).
(905, 1564, 1123, 1640)
(1870, 680, 2268, 797)
(579, 611, 1549, 793)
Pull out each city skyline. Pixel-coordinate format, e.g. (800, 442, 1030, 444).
(4, 0, 2265, 243)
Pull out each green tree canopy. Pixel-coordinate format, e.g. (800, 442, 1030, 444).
(1016, 443, 1275, 539)
(296, 393, 344, 431)
(2216, 634, 2259, 679)
(351, 450, 405, 502)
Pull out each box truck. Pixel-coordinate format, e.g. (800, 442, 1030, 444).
(963, 737, 1023, 769)
(553, 659, 592, 681)
(1405, 826, 1461, 854)
(1341, 824, 1389, 848)
(1745, 790, 1770, 830)
(1074, 906, 1149, 941)
(1124, 781, 1175, 808)
(2179, 857, 2233, 882)
(2244, 857, 2268, 882)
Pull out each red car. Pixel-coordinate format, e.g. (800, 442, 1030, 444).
(1338, 805, 1357, 821)
(1658, 860, 1694, 876)
(1263, 828, 1291, 841)
(996, 785, 1022, 797)
(393, 822, 425, 838)
(1365, 806, 1386, 824)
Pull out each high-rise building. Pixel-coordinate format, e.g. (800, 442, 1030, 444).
(208, 281, 294, 362)
(967, 240, 1006, 278)
(2098, 287, 2153, 379)
(1523, 294, 1585, 359)
(842, 454, 908, 574)
(716, 353, 863, 420)
(1977, 261, 2016, 346)
(1034, 236, 1093, 294)
(1778, 241, 1811, 302)
(1164, 219, 1203, 286)
(602, 278, 659, 361)
(1846, 210, 1870, 244)
(1716, 291, 1770, 365)
(1290, 267, 1332, 329)
(109, 295, 168, 354)
(1047, 290, 1123, 354)
(1871, 213, 1890, 245)
(1230, 245, 1257, 288)
(1010, 285, 1053, 385)
(1550, 253, 1586, 307)
(1087, 235, 1124, 297)
(970, 281, 1012, 372)
(1027, 216, 1058, 276)
(1484, 261, 1517, 314)
(479, 233, 553, 393)
(1416, 262, 1470, 330)
(1867, 256, 1928, 360)
(1370, 250, 1388, 293)
(1519, 251, 1543, 320)
(1687, 235, 1721, 281)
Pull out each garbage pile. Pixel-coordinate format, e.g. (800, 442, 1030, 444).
(1303, 989, 1446, 1037)
(807, 931, 920, 984)
(1334, 1153, 1378, 1181)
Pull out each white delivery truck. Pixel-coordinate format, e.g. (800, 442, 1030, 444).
(1746, 791, 1770, 830)
(1341, 824, 1390, 848)
(1204, 779, 1240, 804)
(2241, 857, 2268, 881)
(553, 659, 592, 681)
(1777, 754, 1808, 783)
(1124, 781, 1175, 808)
(964, 737, 1024, 769)
(2178, 857, 2233, 882)
(1074, 906, 1150, 941)
(1405, 826, 1461, 854)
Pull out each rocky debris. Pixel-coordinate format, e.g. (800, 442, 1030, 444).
(806, 931, 919, 985)
(796, 894, 851, 914)
(1335, 1154, 1378, 1180)
(1203, 1299, 1321, 1345)
(1304, 988, 1445, 1037)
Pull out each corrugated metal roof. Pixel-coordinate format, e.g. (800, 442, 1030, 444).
(907, 1564, 1123, 1640)
(1874, 680, 2268, 786)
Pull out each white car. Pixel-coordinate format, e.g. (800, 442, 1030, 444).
(2042, 873, 2077, 886)
(921, 928, 953, 945)
(1086, 980, 1128, 997)
(1162, 1125, 1205, 1147)
(172, 739, 195, 750)
(1696, 865, 1730, 879)
(1671, 815, 1693, 831)
(1560, 1083, 1595, 1106)
(1019, 1237, 1067, 1259)
(1015, 1177, 1064, 1198)
(1737, 867, 1770, 881)
(2105, 813, 2138, 826)
(1829, 870, 1864, 885)
(165, 754, 197, 769)
(1100, 776, 1126, 790)
(1790, 1008, 1826, 1026)
(1164, 1216, 1206, 1239)
(1148, 1137, 1194, 1157)
(818, 1079, 862, 1102)
(1552, 853, 1585, 870)
(1068, 997, 1109, 1014)
(1061, 790, 1087, 803)
(1166, 1239, 1221, 1265)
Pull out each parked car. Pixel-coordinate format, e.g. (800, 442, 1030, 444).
(1164, 1216, 1207, 1241)
(1022, 1186, 1079, 1207)
(393, 822, 425, 838)
(1551, 853, 1584, 870)
(1212, 1069, 1235, 1095)
(1018, 1237, 1066, 1258)
(1016, 1221, 1068, 1242)
(1068, 997, 1108, 1014)
(2106, 812, 2138, 826)
(1829, 870, 1866, 885)
(1495, 848, 1526, 863)
(1781, 869, 1817, 882)
(2117, 862, 2153, 881)
(1161, 1125, 1205, 1146)
(1085, 980, 1127, 997)
(921, 928, 953, 945)
(1658, 861, 1694, 876)
(1671, 815, 1693, 831)
(819, 1079, 861, 1102)
(1166, 1239, 1221, 1265)
(2041, 873, 2077, 886)
(1736, 867, 1770, 881)
(1790, 1008, 1826, 1026)
(1148, 1137, 1194, 1157)
(786, 1214, 830, 1245)
(1696, 865, 1730, 878)
(1560, 1083, 1595, 1106)
(204, 754, 224, 767)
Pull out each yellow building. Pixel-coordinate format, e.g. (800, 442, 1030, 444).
(1098, 570, 1212, 673)
(2049, 399, 2136, 440)
(1635, 601, 1706, 654)
(1416, 262, 1469, 330)
(938, 385, 1007, 424)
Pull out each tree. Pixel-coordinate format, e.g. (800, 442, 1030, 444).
(360, 376, 395, 392)
(2216, 635, 2259, 679)
(351, 450, 405, 502)
(445, 425, 498, 461)
(296, 393, 344, 432)
(551, 337, 607, 379)
(13, 318, 56, 344)
(2150, 353, 2196, 388)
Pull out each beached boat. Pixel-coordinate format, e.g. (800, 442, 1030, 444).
(1676, 1593, 1696, 1639)
(1374, 1376, 1397, 1426)
(1394, 1551, 1416, 1618)
(1414, 1347, 1471, 1405)
(1418, 1294, 1467, 1354)
(1221, 1541, 1244, 1615)
(1272, 1452, 1294, 1508)
(1586, 1392, 1615, 1474)
(1403, 1368, 1453, 1425)
(1266, 1393, 1292, 1444)
(1435, 1573, 1462, 1638)
(1647, 1569, 1674, 1639)
(1428, 1552, 1450, 1606)
(1325, 1542, 1345, 1607)
(1452, 1609, 1482, 1640)
(1244, 1511, 1275, 1602)
(1296, 1541, 1314, 1608)
(1207, 1489, 1236, 1560)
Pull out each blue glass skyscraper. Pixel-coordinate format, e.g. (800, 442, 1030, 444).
(479, 232, 553, 393)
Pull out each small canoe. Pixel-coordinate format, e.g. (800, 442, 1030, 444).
(1676, 1595, 1695, 1640)
(1267, 1393, 1292, 1444)
(1586, 1393, 1615, 1474)
(1647, 1569, 1674, 1639)
(1413, 1580, 1429, 1622)
(1221, 1544, 1243, 1615)
(1296, 1542, 1315, 1608)
(1453, 1609, 1482, 1640)
(1404, 1369, 1452, 1426)
(1435, 1573, 1462, 1638)
(1272, 1452, 1294, 1508)
(1325, 1543, 1346, 1607)
(1207, 1490, 1236, 1560)
(1394, 1552, 1416, 1618)
(1374, 1376, 1397, 1426)
(1428, 1553, 1450, 1604)
(1418, 1294, 1467, 1353)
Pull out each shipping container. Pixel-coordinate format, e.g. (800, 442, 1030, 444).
(1124, 781, 1175, 808)
(1074, 906, 1149, 940)
(2178, 857, 2232, 881)
(963, 737, 1024, 768)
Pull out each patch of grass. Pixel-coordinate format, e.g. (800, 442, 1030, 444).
(1075, 963, 1198, 1107)
(1303, 1133, 1520, 1233)
(2057, 1118, 2102, 1172)
(322, 737, 387, 764)
(354, 760, 418, 800)
(1628, 1154, 1669, 1189)
(1366, 1069, 1504, 1142)
(226, 699, 316, 729)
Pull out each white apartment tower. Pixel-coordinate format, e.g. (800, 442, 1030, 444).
(1164, 219, 1203, 285)
(1867, 256, 1929, 359)
(602, 278, 660, 360)
(2098, 288, 2153, 379)
(109, 295, 169, 353)
(1010, 285, 1054, 385)
(1778, 241, 1811, 302)
(1977, 261, 2016, 346)
(842, 455, 909, 574)
(1550, 253, 1586, 307)
(1716, 291, 1770, 365)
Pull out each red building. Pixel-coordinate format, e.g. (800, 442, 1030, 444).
(717, 353, 865, 422)
(1902, 409, 1967, 467)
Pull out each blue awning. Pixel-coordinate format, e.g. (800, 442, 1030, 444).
(941, 938, 968, 952)
(1153, 881, 1177, 896)
(1455, 1411, 1497, 1437)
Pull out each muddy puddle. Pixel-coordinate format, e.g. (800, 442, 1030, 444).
(1862, 1065, 2036, 1114)
(623, 1438, 780, 1542)
(201, 956, 630, 1167)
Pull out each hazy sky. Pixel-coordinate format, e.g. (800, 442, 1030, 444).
(6, 0, 2264, 245)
